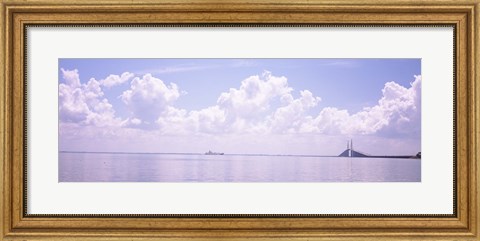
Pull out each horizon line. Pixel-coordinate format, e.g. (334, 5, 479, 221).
(59, 150, 419, 158)
(59, 150, 336, 157)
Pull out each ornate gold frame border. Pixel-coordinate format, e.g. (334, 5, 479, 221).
(1, 0, 479, 240)
(22, 23, 457, 219)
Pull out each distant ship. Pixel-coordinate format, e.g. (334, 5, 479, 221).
(205, 150, 224, 155)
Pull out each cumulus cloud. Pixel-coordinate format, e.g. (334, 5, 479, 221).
(130, 118, 142, 125)
(145, 71, 309, 134)
(310, 75, 421, 136)
(147, 72, 421, 138)
(121, 74, 181, 124)
(59, 68, 122, 127)
(155, 106, 189, 134)
(58, 67, 422, 155)
(217, 71, 292, 120)
(376, 75, 421, 137)
(59, 68, 421, 144)
(159, 71, 315, 135)
(188, 105, 228, 133)
(269, 90, 321, 133)
(99, 72, 134, 88)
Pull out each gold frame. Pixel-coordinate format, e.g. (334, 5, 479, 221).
(1, 0, 479, 240)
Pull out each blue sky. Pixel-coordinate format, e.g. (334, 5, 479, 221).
(58, 58, 421, 155)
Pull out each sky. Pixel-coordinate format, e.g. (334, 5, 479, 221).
(58, 58, 421, 155)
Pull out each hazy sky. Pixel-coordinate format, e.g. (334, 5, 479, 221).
(58, 58, 421, 155)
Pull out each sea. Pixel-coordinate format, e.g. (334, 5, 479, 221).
(59, 152, 421, 182)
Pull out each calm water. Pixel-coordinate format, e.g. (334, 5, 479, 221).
(59, 152, 421, 182)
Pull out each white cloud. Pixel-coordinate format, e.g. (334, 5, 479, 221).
(376, 75, 421, 137)
(60, 68, 81, 88)
(148, 71, 300, 134)
(188, 105, 227, 133)
(59, 69, 123, 127)
(121, 74, 181, 124)
(156, 106, 189, 134)
(130, 118, 142, 125)
(151, 72, 325, 135)
(99, 72, 134, 88)
(60, 69, 421, 138)
(196, 71, 310, 134)
(59, 68, 421, 155)
(269, 90, 321, 133)
(310, 75, 421, 136)
(217, 71, 292, 121)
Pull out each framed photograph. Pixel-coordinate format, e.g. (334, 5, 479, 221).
(57, 58, 422, 183)
(1, 0, 478, 240)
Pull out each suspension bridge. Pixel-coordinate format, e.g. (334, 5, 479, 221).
(337, 140, 419, 158)
(338, 140, 370, 157)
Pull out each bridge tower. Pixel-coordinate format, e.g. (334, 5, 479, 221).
(339, 139, 368, 157)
